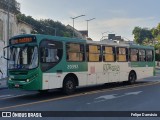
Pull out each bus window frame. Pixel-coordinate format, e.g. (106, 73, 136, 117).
(138, 49, 146, 62)
(146, 49, 154, 62)
(8, 45, 39, 70)
(102, 45, 116, 62)
(116, 47, 128, 62)
(129, 48, 139, 62)
(39, 39, 63, 72)
(87, 44, 102, 62)
(66, 42, 85, 62)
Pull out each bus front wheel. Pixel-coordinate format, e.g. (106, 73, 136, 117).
(128, 72, 136, 84)
(63, 76, 76, 95)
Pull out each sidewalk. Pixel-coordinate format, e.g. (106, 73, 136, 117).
(156, 67, 160, 71)
(0, 78, 8, 89)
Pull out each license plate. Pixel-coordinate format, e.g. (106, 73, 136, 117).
(15, 84, 19, 88)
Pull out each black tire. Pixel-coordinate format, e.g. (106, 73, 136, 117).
(63, 76, 76, 95)
(128, 72, 136, 84)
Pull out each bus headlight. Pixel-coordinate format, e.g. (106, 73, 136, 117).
(26, 79, 30, 82)
(9, 78, 12, 80)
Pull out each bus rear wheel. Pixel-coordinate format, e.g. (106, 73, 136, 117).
(128, 72, 136, 84)
(63, 77, 76, 95)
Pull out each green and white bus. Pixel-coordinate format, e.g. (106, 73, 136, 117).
(7, 34, 155, 94)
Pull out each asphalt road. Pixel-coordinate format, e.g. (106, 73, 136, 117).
(0, 70, 160, 120)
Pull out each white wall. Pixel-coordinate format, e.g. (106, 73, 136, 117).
(0, 9, 16, 78)
(0, 41, 6, 79)
(17, 22, 32, 34)
(0, 9, 33, 78)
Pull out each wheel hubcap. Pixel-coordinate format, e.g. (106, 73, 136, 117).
(130, 73, 135, 82)
(66, 81, 73, 89)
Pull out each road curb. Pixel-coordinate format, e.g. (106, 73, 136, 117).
(0, 78, 8, 90)
(0, 85, 8, 90)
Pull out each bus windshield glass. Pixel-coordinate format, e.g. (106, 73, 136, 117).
(9, 46, 38, 70)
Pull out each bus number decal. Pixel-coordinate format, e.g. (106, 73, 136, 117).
(67, 65, 79, 70)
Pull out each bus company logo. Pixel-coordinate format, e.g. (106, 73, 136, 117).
(1, 112, 42, 118)
(103, 64, 120, 72)
(2, 112, 11, 117)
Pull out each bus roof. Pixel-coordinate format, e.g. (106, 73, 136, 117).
(35, 34, 86, 43)
(85, 40, 129, 47)
(10, 34, 86, 43)
(10, 34, 155, 50)
(130, 44, 154, 50)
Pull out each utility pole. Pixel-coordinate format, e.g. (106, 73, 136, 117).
(86, 18, 95, 37)
(46, 26, 58, 36)
(7, 0, 10, 77)
(71, 15, 85, 37)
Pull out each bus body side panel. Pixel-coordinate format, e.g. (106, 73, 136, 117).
(118, 62, 130, 82)
(42, 61, 88, 90)
(87, 62, 97, 85)
(42, 72, 88, 90)
(96, 62, 108, 84)
(76, 72, 88, 86)
(129, 45, 155, 80)
(131, 62, 154, 80)
(87, 62, 130, 85)
(42, 73, 62, 89)
(102, 62, 129, 83)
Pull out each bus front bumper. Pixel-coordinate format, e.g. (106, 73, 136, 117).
(8, 78, 41, 90)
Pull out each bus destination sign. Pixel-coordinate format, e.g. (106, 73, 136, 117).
(10, 36, 36, 45)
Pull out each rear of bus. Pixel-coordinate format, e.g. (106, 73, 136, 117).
(130, 45, 155, 80)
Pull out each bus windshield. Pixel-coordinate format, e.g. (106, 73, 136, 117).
(9, 46, 38, 70)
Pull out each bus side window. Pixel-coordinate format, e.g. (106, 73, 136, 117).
(66, 43, 85, 62)
(88, 44, 101, 62)
(117, 47, 127, 62)
(130, 48, 138, 62)
(39, 39, 63, 72)
(103, 46, 115, 62)
(146, 50, 153, 62)
(139, 49, 146, 62)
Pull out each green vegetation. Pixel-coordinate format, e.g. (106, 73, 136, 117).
(0, 0, 20, 14)
(132, 23, 160, 45)
(17, 14, 73, 37)
(132, 23, 160, 61)
(0, 0, 74, 37)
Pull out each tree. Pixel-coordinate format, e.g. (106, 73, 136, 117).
(0, 0, 20, 14)
(132, 27, 153, 44)
(132, 27, 142, 44)
(16, 13, 74, 37)
(157, 23, 160, 34)
(133, 23, 160, 61)
(151, 28, 158, 38)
